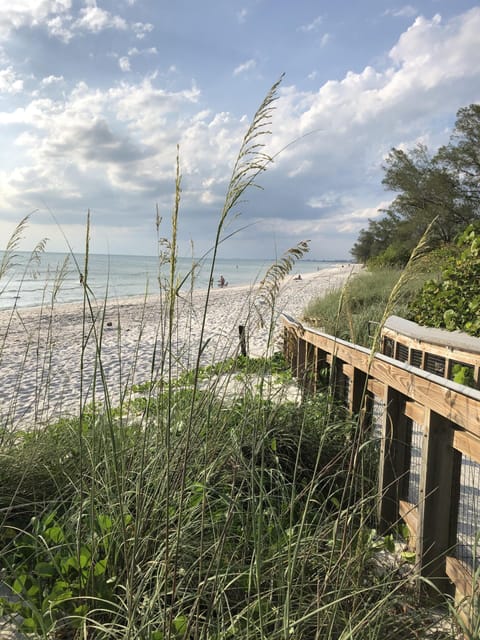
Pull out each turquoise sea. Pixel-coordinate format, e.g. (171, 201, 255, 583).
(0, 252, 346, 310)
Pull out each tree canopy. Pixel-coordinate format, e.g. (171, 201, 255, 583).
(351, 104, 480, 265)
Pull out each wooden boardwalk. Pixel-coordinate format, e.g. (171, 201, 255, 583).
(282, 314, 480, 619)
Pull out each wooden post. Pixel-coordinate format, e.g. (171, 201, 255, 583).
(303, 341, 316, 394)
(297, 337, 307, 381)
(349, 367, 368, 416)
(416, 410, 461, 593)
(238, 325, 247, 357)
(284, 326, 298, 372)
(378, 386, 411, 534)
(315, 347, 329, 389)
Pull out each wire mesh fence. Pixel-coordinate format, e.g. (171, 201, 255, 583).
(457, 453, 480, 571)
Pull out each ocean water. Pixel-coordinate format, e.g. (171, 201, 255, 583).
(0, 251, 345, 310)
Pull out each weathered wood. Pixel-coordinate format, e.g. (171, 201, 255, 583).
(399, 500, 418, 549)
(453, 429, 480, 463)
(283, 319, 480, 436)
(404, 400, 425, 425)
(367, 378, 385, 398)
(303, 341, 316, 393)
(282, 315, 480, 610)
(342, 363, 354, 379)
(416, 410, 461, 591)
(238, 325, 247, 357)
(349, 366, 368, 418)
(296, 337, 307, 381)
(445, 556, 475, 598)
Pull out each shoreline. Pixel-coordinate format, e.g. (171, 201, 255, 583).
(0, 264, 362, 429)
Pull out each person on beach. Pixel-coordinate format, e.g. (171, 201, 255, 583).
(218, 275, 226, 287)
(293, 274, 302, 280)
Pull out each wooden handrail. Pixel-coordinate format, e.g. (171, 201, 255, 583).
(282, 313, 480, 621)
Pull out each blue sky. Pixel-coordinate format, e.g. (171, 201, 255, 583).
(1, 1, 479, 260)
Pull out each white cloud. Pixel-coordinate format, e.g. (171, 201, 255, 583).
(132, 22, 154, 39)
(0, 7, 480, 258)
(119, 56, 131, 72)
(128, 46, 157, 57)
(298, 16, 323, 33)
(0, 0, 72, 38)
(46, 15, 74, 42)
(287, 160, 312, 178)
(307, 192, 349, 209)
(233, 59, 256, 76)
(384, 5, 418, 18)
(0, 1, 143, 42)
(75, 4, 127, 33)
(320, 33, 331, 47)
(0, 67, 24, 94)
(41, 74, 64, 85)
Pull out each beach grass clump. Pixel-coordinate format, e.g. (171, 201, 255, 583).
(302, 267, 431, 346)
(1, 380, 442, 640)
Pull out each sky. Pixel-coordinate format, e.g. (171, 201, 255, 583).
(0, 1, 480, 260)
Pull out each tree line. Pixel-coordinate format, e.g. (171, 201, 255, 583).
(351, 104, 480, 265)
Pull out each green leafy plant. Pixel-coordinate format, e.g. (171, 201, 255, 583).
(0, 510, 119, 636)
(407, 223, 480, 336)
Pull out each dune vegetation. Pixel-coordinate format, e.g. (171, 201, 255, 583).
(0, 80, 462, 639)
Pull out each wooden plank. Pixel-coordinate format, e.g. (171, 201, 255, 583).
(303, 341, 317, 393)
(416, 410, 460, 592)
(342, 363, 354, 378)
(367, 378, 385, 398)
(283, 320, 480, 437)
(404, 401, 425, 426)
(453, 430, 480, 463)
(445, 556, 475, 598)
(349, 367, 368, 417)
(296, 338, 307, 380)
(399, 500, 418, 540)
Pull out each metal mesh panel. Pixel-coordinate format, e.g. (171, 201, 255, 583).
(396, 342, 409, 363)
(371, 396, 386, 440)
(343, 374, 350, 405)
(382, 337, 395, 358)
(424, 353, 446, 376)
(456, 454, 480, 571)
(407, 421, 423, 505)
(410, 349, 422, 368)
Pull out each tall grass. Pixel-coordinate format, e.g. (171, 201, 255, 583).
(0, 81, 460, 639)
(303, 268, 432, 347)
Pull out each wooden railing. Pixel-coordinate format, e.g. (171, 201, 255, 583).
(282, 313, 480, 615)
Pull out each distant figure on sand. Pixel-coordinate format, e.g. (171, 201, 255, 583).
(218, 275, 227, 287)
(293, 274, 302, 281)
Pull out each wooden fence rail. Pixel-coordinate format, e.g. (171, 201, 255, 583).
(282, 313, 480, 616)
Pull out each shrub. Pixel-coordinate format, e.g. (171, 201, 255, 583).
(407, 224, 480, 336)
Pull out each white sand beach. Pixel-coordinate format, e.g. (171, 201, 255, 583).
(0, 264, 361, 429)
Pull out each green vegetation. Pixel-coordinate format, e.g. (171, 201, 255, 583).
(1, 373, 451, 640)
(303, 268, 430, 347)
(0, 80, 462, 639)
(407, 223, 480, 336)
(351, 104, 480, 267)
